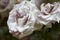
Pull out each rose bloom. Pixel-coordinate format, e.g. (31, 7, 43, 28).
(7, 1, 43, 39)
(36, 2, 60, 28)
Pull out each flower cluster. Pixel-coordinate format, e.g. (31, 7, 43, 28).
(7, 0, 60, 39)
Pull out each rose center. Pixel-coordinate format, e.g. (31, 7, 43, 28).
(48, 6, 54, 13)
(43, 5, 54, 15)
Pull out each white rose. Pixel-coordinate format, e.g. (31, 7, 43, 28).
(36, 2, 60, 27)
(7, 1, 43, 39)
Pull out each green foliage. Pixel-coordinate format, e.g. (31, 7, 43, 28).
(29, 22, 60, 40)
(0, 26, 18, 40)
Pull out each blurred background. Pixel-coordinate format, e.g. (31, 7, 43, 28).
(0, 0, 60, 40)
